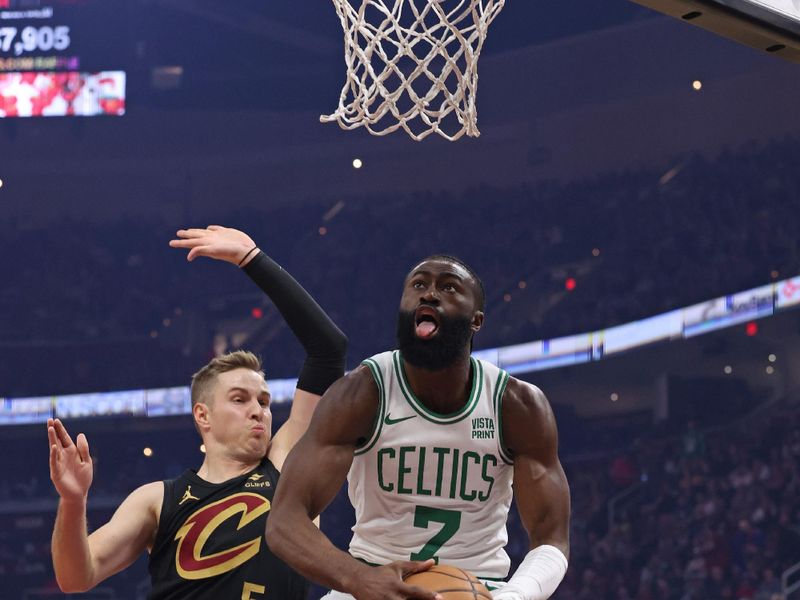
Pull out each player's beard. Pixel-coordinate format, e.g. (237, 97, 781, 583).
(396, 309, 473, 370)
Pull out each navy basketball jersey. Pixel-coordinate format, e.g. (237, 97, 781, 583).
(147, 457, 307, 600)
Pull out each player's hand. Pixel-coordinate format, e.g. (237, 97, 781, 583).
(169, 225, 259, 267)
(48, 418, 93, 503)
(351, 560, 441, 600)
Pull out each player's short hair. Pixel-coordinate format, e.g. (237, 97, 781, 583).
(191, 350, 264, 408)
(420, 254, 486, 311)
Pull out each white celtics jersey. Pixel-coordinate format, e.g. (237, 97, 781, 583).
(347, 350, 514, 580)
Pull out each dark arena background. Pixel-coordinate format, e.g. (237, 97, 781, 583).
(1, 0, 800, 599)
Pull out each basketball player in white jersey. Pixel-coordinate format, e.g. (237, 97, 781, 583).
(268, 256, 570, 600)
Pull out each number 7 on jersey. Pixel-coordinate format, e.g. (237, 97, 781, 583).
(410, 506, 462, 563)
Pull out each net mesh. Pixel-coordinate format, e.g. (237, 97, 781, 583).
(322, 0, 506, 141)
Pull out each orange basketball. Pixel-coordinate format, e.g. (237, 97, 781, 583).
(404, 564, 493, 599)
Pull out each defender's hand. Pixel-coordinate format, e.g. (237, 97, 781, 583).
(169, 225, 258, 267)
(351, 560, 441, 600)
(48, 418, 93, 503)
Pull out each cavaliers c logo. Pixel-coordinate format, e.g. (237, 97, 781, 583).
(174, 492, 270, 579)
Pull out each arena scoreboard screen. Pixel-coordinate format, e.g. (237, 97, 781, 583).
(0, 0, 127, 117)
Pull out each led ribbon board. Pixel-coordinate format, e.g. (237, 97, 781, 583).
(2, 276, 800, 424)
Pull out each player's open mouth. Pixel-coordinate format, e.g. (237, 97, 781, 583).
(415, 307, 440, 339)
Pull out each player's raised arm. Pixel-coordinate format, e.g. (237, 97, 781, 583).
(493, 380, 571, 600)
(170, 225, 347, 467)
(266, 367, 440, 600)
(48, 418, 161, 593)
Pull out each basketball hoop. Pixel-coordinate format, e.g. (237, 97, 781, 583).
(322, 0, 506, 142)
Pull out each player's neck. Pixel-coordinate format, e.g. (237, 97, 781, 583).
(402, 353, 473, 414)
(196, 452, 260, 484)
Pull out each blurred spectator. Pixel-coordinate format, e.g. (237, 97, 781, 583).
(682, 421, 706, 458)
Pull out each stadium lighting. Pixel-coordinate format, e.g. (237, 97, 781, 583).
(692, 80, 703, 91)
(610, 393, 619, 402)
(766, 366, 775, 375)
(143, 447, 153, 457)
(352, 158, 363, 169)
(724, 365, 733, 374)
(768, 354, 777, 362)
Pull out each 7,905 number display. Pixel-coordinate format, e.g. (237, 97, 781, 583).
(0, 26, 70, 56)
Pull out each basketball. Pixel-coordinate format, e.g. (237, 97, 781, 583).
(404, 564, 493, 600)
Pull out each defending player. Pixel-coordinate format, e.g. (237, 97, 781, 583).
(48, 225, 346, 600)
(267, 255, 571, 600)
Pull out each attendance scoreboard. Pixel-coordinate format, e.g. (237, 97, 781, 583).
(0, 0, 128, 117)
(0, 0, 128, 73)
(630, 0, 800, 61)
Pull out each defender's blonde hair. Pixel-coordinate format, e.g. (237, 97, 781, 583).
(190, 350, 264, 408)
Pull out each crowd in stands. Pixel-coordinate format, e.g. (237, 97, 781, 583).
(1, 138, 799, 396)
(555, 403, 800, 600)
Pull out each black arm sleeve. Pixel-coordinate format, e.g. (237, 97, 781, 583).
(242, 251, 347, 395)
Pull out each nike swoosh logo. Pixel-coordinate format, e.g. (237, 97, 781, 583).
(384, 413, 416, 426)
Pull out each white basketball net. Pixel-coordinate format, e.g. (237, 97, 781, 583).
(322, 0, 506, 141)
